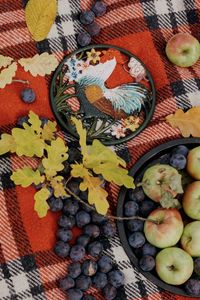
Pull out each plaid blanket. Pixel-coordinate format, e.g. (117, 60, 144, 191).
(0, 0, 200, 299)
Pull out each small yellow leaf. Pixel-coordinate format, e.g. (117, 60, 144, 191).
(50, 176, 67, 198)
(41, 120, 57, 141)
(25, 0, 57, 42)
(0, 62, 17, 89)
(71, 117, 87, 157)
(42, 137, 68, 177)
(18, 52, 58, 77)
(34, 187, 50, 218)
(166, 108, 200, 137)
(0, 55, 13, 68)
(0, 133, 16, 155)
(11, 167, 43, 187)
(28, 111, 42, 135)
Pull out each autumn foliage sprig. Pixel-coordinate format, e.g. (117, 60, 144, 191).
(0, 111, 134, 217)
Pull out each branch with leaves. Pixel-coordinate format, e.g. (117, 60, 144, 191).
(0, 111, 135, 218)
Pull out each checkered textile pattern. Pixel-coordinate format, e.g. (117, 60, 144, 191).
(0, 0, 200, 299)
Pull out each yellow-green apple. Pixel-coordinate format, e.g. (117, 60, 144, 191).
(187, 146, 200, 180)
(181, 221, 200, 257)
(183, 181, 200, 220)
(166, 33, 200, 67)
(144, 208, 183, 248)
(142, 164, 183, 202)
(156, 247, 194, 285)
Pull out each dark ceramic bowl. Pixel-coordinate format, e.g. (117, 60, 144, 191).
(117, 138, 200, 297)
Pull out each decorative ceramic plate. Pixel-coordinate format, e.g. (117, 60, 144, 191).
(117, 138, 200, 297)
(50, 44, 156, 145)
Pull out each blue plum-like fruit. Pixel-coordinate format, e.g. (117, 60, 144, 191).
(139, 255, 155, 271)
(108, 270, 125, 288)
(170, 153, 187, 170)
(68, 262, 82, 279)
(128, 232, 145, 248)
(70, 245, 85, 262)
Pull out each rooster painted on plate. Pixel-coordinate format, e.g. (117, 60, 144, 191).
(73, 58, 150, 120)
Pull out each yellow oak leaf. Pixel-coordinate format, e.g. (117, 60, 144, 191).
(50, 176, 68, 198)
(0, 62, 17, 89)
(25, 0, 57, 41)
(18, 52, 58, 77)
(166, 108, 200, 137)
(27, 111, 42, 135)
(12, 126, 45, 157)
(11, 167, 44, 187)
(42, 137, 68, 177)
(0, 134, 16, 155)
(34, 187, 51, 218)
(71, 164, 109, 215)
(71, 117, 87, 157)
(41, 120, 57, 141)
(0, 55, 13, 68)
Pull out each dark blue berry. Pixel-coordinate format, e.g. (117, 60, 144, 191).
(82, 260, 98, 276)
(67, 180, 80, 196)
(77, 32, 91, 47)
(83, 224, 100, 238)
(169, 153, 187, 170)
(88, 241, 103, 257)
(124, 201, 139, 217)
(103, 284, 117, 300)
(68, 148, 82, 163)
(128, 187, 145, 203)
(58, 215, 75, 229)
(63, 199, 79, 215)
(98, 256, 112, 273)
(139, 255, 155, 271)
(93, 272, 108, 289)
(92, 1, 107, 16)
(76, 211, 91, 228)
(59, 276, 75, 290)
(21, 88, 36, 103)
(57, 228, 73, 242)
(91, 211, 107, 224)
(185, 279, 200, 296)
(54, 241, 70, 258)
(128, 232, 145, 248)
(70, 245, 85, 262)
(83, 295, 96, 300)
(48, 196, 63, 212)
(59, 161, 71, 176)
(80, 10, 95, 25)
(194, 258, 200, 276)
(140, 200, 156, 217)
(142, 243, 157, 257)
(79, 190, 88, 201)
(68, 262, 82, 279)
(172, 145, 189, 157)
(127, 219, 144, 232)
(67, 288, 83, 300)
(17, 115, 29, 127)
(76, 235, 90, 247)
(86, 22, 101, 36)
(76, 275, 92, 291)
(108, 270, 125, 288)
(40, 117, 49, 126)
(102, 222, 116, 238)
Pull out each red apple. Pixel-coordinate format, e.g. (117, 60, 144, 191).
(144, 208, 183, 248)
(181, 221, 200, 257)
(166, 33, 200, 67)
(187, 146, 200, 180)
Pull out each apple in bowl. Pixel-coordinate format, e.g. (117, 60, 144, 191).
(166, 33, 200, 67)
(181, 221, 200, 257)
(187, 146, 200, 180)
(144, 208, 183, 248)
(182, 181, 200, 220)
(156, 247, 194, 285)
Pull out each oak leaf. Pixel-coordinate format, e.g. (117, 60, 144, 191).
(41, 120, 57, 141)
(11, 167, 44, 187)
(25, 0, 57, 41)
(166, 108, 200, 137)
(18, 53, 58, 77)
(0, 134, 16, 155)
(50, 176, 68, 198)
(0, 62, 17, 89)
(0, 55, 13, 68)
(34, 187, 51, 218)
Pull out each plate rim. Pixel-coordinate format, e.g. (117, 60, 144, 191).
(50, 43, 156, 146)
(117, 137, 200, 298)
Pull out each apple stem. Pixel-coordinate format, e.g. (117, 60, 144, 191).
(12, 79, 30, 84)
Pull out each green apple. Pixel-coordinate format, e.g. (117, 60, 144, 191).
(183, 181, 200, 220)
(156, 247, 194, 285)
(144, 208, 183, 248)
(181, 221, 200, 257)
(187, 146, 200, 180)
(166, 33, 200, 67)
(142, 164, 182, 202)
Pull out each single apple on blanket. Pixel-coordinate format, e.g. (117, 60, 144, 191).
(144, 208, 184, 248)
(182, 181, 200, 220)
(187, 146, 200, 180)
(156, 247, 194, 285)
(181, 221, 200, 257)
(166, 33, 200, 67)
